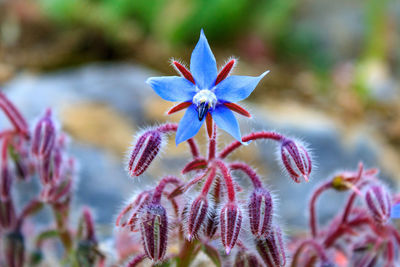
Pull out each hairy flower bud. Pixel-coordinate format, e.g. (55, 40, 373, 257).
(256, 225, 286, 267)
(187, 195, 208, 240)
(220, 202, 242, 255)
(5, 231, 24, 267)
(127, 130, 163, 177)
(1, 164, 12, 200)
(235, 250, 262, 267)
(0, 199, 16, 229)
(249, 187, 273, 238)
(140, 204, 168, 262)
(365, 184, 391, 225)
(280, 139, 312, 183)
(116, 191, 152, 231)
(32, 109, 56, 158)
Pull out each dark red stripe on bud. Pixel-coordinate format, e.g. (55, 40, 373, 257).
(173, 61, 195, 84)
(5, 231, 24, 267)
(128, 130, 162, 177)
(32, 109, 56, 158)
(187, 195, 208, 241)
(365, 184, 391, 225)
(140, 204, 168, 262)
(256, 225, 286, 267)
(116, 191, 152, 231)
(1, 164, 12, 201)
(0, 199, 16, 229)
(0, 92, 29, 137)
(215, 59, 236, 85)
(220, 202, 242, 255)
(224, 103, 251, 118)
(182, 158, 207, 174)
(167, 102, 192, 115)
(235, 250, 262, 267)
(249, 188, 273, 238)
(280, 139, 312, 183)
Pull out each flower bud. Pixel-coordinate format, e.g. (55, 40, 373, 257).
(204, 207, 218, 239)
(32, 109, 56, 158)
(127, 130, 163, 177)
(5, 231, 24, 267)
(220, 202, 242, 255)
(365, 184, 391, 225)
(1, 164, 12, 200)
(140, 203, 168, 262)
(248, 187, 273, 238)
(116, 191, 152, 231)
(0, 199, 16, 229)
(187, 195, 208, 240)
(256, 225, 286, 267)
(280, 139, 312, 183)
(235, 250, 262, 267)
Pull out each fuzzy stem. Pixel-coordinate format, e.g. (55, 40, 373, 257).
(385, 240, 395, 267)
(152, 176, 181, 204)
(208, 123, 217, 160)
(213, 159, 235, 202)
(291, 239, 329, 267)
(229, 162, 262, 188)
(157, 123, 200, 158)
(341, 180, 369, 224)
(323, 216, 370, 247)
(201, 167, 217, 196)
(127, 253, 147, 267)
(219, 131, 284, 159)
(51, 202, 73, 254)
(309, 181, 332, 238)
(176, 239, 200, 267)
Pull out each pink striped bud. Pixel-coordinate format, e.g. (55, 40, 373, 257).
(280, 139, 312, 183)
(32, 109, 56, 158)
(365, 184, 391, 225)
(1, 164, 12, 200)
(256, 225, 286, 267)
(0, 92, 29, 137)
(235, 250, 262, 267)
(5, 231, 25, 267)
(116, 191, 152, 231)
(220, 202, 242, 255)
(187, 195, 208, 240)
(127, 130, 163, 177)
(204, 207, 218, 239)
(0, 199, 16, 230)
(140, 204, 168, 262)
(249, 188, 273, 238)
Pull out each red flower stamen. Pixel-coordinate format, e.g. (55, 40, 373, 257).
(224, 103, 251, 118)
(215, 59, 236, 85)
(167, 102, 192, 115)
(173, 61, 195, 84)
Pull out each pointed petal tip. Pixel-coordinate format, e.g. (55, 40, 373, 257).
(261, 70, 270, 78)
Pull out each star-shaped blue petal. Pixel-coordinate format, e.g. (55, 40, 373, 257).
(146, 29, 269, 145)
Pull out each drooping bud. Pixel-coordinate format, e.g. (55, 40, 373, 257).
(5, 231, 25, 267)
(116, 191, 153, 231)
(235, 250, 262, 267)
(140, 204, 168, 262)
(256, 225, 286, 267)
(249, 187, 273, 238)
(32, 109, 56, 158)
(220, 202, 242, 255)
(127, 130, 163, 177)
(280, 139, 312, 183)
(187, 195, 208, 240)
(0, 92, 29, 137)
(365, 184, 391, 225)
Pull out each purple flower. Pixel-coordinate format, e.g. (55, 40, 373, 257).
(392, 202, 400, 219)
(146, 29, 269, 144)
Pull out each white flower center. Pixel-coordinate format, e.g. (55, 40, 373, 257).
(192, 90, 217, 109)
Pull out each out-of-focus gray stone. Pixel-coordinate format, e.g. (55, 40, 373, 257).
(1, 63, 398, 233)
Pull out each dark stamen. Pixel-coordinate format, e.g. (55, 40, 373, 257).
(197, 102, 209, 121)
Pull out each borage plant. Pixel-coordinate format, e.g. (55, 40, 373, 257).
(116, 30, 312, 266)
(0, 93, 105, 266)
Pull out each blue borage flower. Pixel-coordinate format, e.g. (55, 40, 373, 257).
(146, 29, 269, 145)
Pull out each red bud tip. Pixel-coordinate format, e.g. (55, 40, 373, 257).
(280, 139, 312, 183)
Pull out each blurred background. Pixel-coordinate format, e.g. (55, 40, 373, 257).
(1, 0, 400, 241)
